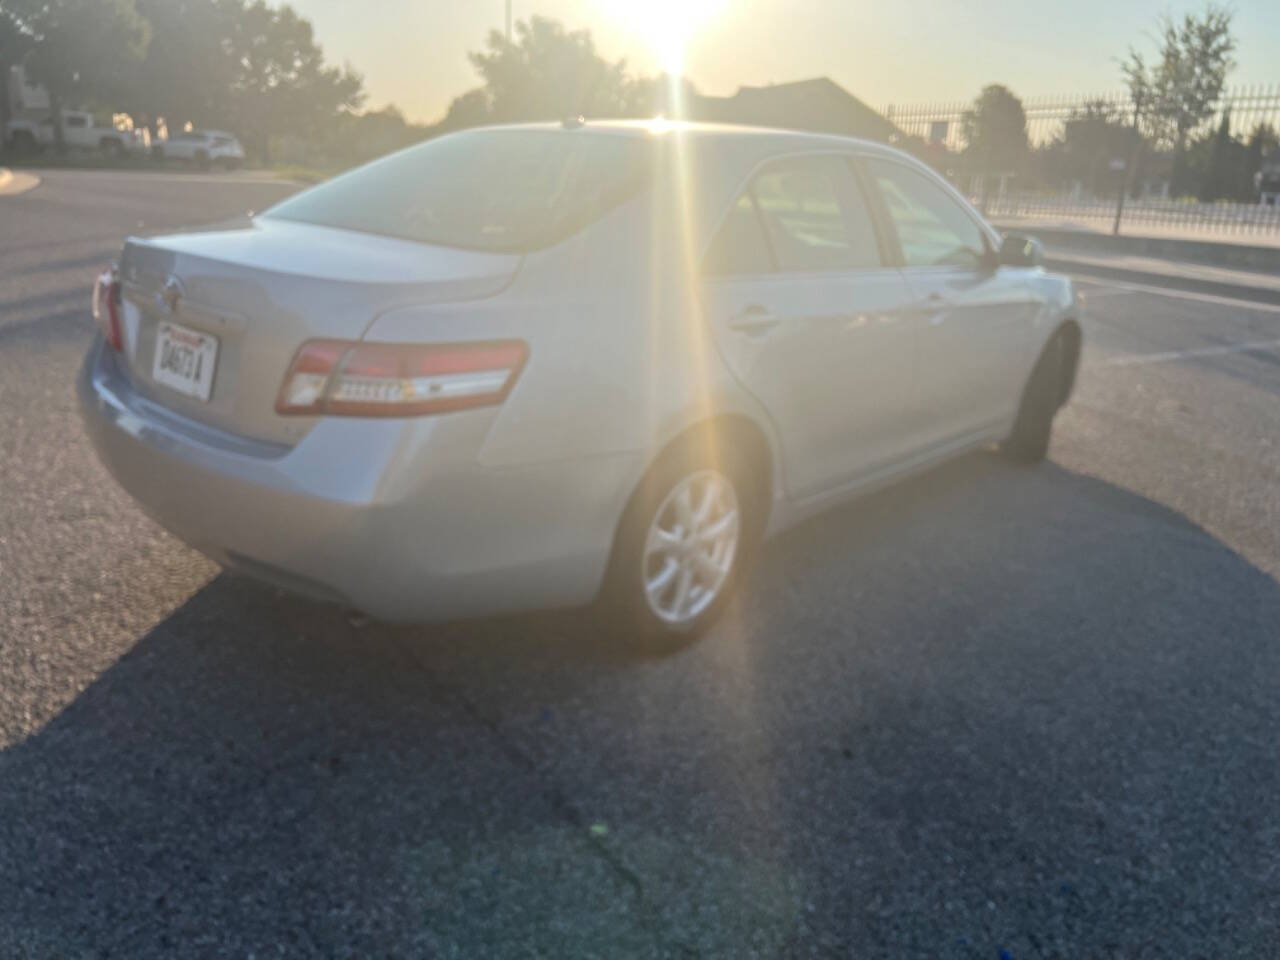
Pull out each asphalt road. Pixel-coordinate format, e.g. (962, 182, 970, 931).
(2, 169, 1279, 958)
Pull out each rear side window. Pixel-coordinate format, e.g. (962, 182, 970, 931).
(264, 129, 654, 253)
(751, 156, 882, 272)
(866, 159, 989, 268)
(704, 193, 773, 276)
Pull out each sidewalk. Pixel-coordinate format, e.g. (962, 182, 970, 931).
(991, 214, 1280, 250)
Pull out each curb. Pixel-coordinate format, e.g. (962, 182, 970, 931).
(1046, 254, 1280, 309)
(0, 167, 40, 196)
(995, 223, 1280, 274)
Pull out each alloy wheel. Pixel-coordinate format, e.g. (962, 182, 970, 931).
(642, 469, 740, 626)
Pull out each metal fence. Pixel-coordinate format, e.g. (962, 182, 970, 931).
(884, 86, 1280, 237)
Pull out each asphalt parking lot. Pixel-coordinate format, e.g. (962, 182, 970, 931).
(2, 169, 1279, 958)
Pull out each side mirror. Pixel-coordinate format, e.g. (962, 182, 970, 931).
(998, 233, 1044, 268)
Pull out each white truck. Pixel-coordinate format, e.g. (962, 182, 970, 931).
(6, 110, 148, 155)
(4, 66, 146, 155)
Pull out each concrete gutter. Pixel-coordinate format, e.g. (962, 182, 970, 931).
(0, 167, 40, 196)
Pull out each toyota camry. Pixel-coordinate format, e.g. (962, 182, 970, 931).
(80, 120, 1080, 649)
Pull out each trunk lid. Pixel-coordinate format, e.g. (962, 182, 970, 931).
(116, 217, 520, 446)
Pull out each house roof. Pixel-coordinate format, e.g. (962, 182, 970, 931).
(689, 77, 900, 142)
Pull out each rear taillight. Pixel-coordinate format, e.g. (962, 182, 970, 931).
(275, 339, 528, 417)
(91, 264, 123, 351)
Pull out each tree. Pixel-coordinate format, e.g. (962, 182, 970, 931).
(218, 1, 364, 162)
(962, 84, 1029, 173)
(467, 15, 643, 123)
(1199, 109, 1234, 201)
(316, 104, 426, 168)
(1121, 4, 1236, 195)
(1245, 122, 1280, 196)
(128, 0, 236, 138)
(1041, 99, 1132, 194)
(3, 0, 149, 149)
(962, 84, 1028, 206)
(437, 88, 491, 132)
(0, 3, 32, 135)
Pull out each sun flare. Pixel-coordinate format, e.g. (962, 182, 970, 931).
(596, 0, 727, 74)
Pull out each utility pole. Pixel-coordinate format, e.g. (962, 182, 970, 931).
(505, 0, 512, 43)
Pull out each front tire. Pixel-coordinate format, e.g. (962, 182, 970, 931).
(600, 438, 763, 654)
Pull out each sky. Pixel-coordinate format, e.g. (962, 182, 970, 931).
(289, 1, 1280, 124)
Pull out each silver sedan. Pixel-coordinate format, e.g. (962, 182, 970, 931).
(80, 121, 1080, 649)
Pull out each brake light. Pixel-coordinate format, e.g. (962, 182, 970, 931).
(91, 264, 123, 351)
(276, 339, 528, 417)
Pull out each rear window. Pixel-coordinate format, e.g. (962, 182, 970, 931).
(263, 128, 654, 253)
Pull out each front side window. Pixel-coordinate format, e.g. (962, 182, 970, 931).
(866, 159, 989, 269)
(751, 156, 881, 272)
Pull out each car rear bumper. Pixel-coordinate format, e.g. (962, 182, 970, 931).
(78, 337, 640, 621)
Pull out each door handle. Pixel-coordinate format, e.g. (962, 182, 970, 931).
(728, 306, 780, 336)
(924, 292, 950, 326)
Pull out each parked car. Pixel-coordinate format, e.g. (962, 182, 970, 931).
(5, 110, 147, 155)
(153, 129, 246, 169)
(80, 121, 1081, 649)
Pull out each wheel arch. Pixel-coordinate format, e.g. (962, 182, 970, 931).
(600, 410, 779, 600)
(1019, 316, 1082, 411)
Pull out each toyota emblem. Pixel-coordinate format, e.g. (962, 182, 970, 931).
(160, 275, 184, 314)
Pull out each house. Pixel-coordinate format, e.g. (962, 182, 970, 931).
(653, 77, 902, 143)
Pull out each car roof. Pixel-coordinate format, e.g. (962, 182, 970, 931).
(475, 118, 903, 158)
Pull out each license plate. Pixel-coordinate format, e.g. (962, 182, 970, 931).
(153, 321, 218, 402)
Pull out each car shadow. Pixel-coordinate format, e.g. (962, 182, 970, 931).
(3, 453, 1279, 957)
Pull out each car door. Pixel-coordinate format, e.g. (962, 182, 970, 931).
(863, 156, 1040, 444)
(701, 154, 919, 499)
(63, 113, 91, 148)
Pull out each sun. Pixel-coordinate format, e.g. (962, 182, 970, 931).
(596, 0, 727, 75)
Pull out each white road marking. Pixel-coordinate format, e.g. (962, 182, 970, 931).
(1075, 276, 1280, 314)
(1103, 337, 1280, 367)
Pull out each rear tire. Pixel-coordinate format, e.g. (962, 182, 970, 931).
(599, 436, 764, 655)
(1002, 329, 1071, 464)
